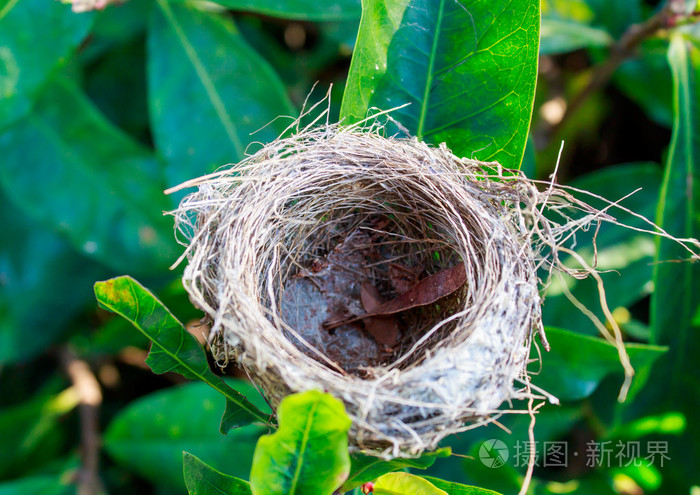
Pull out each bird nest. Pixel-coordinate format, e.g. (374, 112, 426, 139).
(170, 122, 643, 457)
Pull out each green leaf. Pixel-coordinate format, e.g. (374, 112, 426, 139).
(182, 452, 252, 495)
(373, 472, 447, 495)
(342, 448, 451, 491)
(540, 18, 612, 55)
(0, 476, 73, 495)
(0, 0, 93, 129)
(250, 390, 351, 495)
(0, 192, 105, 365)
(94, 276, 270, 426)
(340, 0, 540, 170)
(0, 388, 79, 479)
(177, 0, 361, 21)
(148, 0, 296, 192)
(85, 280, 201, 356)
(0, 75, 178, 274)
(650, 33, 700, 386)
(220, 397, 264, 435)
(637, 36, 700, 487)
(183, 452, 252, 495)
(105, 382, 266, 491)
(532, 327, 667, 402)
(421, 476, 502, 495)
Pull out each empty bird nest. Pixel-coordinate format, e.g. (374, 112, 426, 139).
(169, 117, 695, 458)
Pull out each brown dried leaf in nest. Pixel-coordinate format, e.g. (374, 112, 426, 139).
(388, 262, 423, 294)
(324, 262, 467, 329)
(360, 282, 400, 347)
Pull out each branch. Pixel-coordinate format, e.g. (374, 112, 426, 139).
(60, 347, 105, 495)
(550, 0, 684, 137)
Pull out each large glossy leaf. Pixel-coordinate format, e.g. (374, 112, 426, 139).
(148, 0, 296, 192)
(532, 327, 666, 402)
(626, 33, 700, 493)
(250, 390, 351, 495)
(0, 193, 105, 365)
(0, 388, 78, 479)
(639, 34, 700, 489)
(373, 472, 447, 495)
(542, 163, 663, 335)
(176, 0, 361, 21)
(183, 452, 252, 495)
(340, 0, 540, 169)
(105, 382, 266, 491)
(342, 448, 450, 491)
(94, 276, 270, 426)
(650, 33, 700, 386)
(0, 0, 93, 129)
(0, 76, 178, 274)
(421, 476, 501, 495)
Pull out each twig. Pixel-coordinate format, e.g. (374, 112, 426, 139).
(60, 347, 105, 495)
(550, 0, 680, 137)
(518, 394, 545, 495)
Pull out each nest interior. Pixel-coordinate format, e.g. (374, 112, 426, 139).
(174, 125, 551, 457)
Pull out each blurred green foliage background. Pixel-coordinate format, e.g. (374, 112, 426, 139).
(0, 0, 699, 493)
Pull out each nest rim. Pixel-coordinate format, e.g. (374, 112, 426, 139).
(173, 124, 556, 457)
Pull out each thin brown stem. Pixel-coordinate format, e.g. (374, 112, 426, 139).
(518, 395, 545, 495)
(60, 347, 105, 495)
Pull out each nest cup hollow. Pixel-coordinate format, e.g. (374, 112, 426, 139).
(174, 125, 547, 457)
